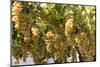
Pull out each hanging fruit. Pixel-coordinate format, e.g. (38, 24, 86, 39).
(31, 27, 39, 37)
(65, 19, 73, 36)
(43, 9, 49, 16)
(45, 30, 55, 39)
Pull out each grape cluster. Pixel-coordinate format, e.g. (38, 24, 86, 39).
(65, 19, 73, 36)
(12, 1, 23, 30)
(31, 27, 39, 37)
(75, 32, 85, 46)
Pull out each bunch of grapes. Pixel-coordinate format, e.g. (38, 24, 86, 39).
(65, 19, 74, 36)
(74, 32, 85, 46)
(12, 1, 23, 30)
(31, 27, 39, 37)
(12, 1, 33, 63)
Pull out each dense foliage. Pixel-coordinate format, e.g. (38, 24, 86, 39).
(11, 1, 96, 65)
